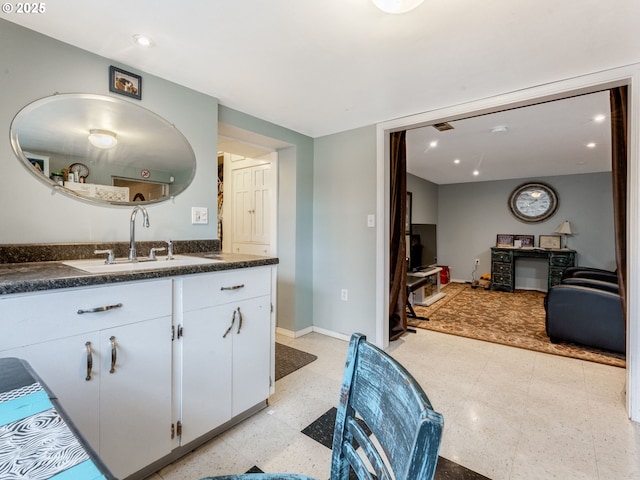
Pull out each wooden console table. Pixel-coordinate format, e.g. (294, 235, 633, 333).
(490, 247, 576, 292)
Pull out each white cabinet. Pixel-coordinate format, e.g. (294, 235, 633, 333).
(232, 163, 272, 252)
(0, 265, 276, 479)
(178, 267, 272, 445)
(0, 280, 173, 480)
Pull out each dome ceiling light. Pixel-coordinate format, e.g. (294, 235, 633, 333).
(88, 129, 118, 149)
(371, 0, 424, 14)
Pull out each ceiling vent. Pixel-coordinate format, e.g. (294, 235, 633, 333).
(432, 122, 454, 132)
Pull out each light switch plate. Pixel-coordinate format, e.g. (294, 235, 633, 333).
(191, 207, 208, 224)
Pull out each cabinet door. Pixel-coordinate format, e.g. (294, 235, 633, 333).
(99, 317, 173, 479)
(251, 164, 272, 244)
(4, 334, 101, 451)
(231, 295, 271, 417)
(180, 306, 233, 445)
(233, 168, 253, 243)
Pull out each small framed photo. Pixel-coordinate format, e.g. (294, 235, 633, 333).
(539, 235, 561, 249)
(514, 234, 534, 248)
(109, 66, 142, 100)
(496, 234, 514, 248)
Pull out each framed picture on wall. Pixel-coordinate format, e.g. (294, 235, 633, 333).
(496, 234, 514, 248)
(406, 192, 412, 234)
(539, 235, 561, 249)
(109, 66, 142, 100)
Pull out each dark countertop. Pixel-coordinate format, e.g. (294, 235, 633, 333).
(0, 252, 278, 296)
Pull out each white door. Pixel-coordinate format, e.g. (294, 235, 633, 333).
(233, 168, 253, 243)
(251, 164, 272, 244)
(180, 305, 233, 444)
(99, 317, 173, 479)
(231, 295, 271, 417)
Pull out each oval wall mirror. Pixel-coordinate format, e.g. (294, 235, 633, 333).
(10, 93, 196, 206)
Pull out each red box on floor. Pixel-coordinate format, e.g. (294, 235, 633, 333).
(438, 265, 450, 285)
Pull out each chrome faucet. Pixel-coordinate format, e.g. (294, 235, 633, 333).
(129, 206, 150, 261)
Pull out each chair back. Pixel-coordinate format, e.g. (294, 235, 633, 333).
(330, 334, 444, 480)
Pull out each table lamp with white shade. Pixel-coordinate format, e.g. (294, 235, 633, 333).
(554, 220, 573, 249)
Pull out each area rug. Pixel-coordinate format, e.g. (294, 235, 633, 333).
(408, 283, 625, 368)
(275, 343, 318, 380)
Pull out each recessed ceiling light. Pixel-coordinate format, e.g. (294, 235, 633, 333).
(453, 159, 461, 164)
(586, 142, 597, 149)
(133, 34, 154, 47)
(429, 140, 438, 148)
(472, 170, 480, 176)
(491, 125, 508, 134)
(593, 114, 606, 123)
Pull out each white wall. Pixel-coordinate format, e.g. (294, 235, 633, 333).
(0, 20, 219, 244)
(313, 126, 377, 339)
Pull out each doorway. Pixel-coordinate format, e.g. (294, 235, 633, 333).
(375, 66, 639, 421)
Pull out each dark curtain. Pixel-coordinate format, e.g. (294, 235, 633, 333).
(610, 86, 628, 327)
(389, 130, 407, 341)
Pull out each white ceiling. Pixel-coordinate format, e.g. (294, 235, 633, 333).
(4, 1, 639, 181)
(407, 91, 612, 184)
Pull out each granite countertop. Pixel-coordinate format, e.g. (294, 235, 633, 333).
(0, 252, 278, 296)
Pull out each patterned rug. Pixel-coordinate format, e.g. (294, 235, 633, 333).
(408, 283, 626, 368)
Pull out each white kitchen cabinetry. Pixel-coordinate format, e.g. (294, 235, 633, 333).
(232, 163, 272, 253)
(178, 266, 272, 445)
(0, 279, 173, 480)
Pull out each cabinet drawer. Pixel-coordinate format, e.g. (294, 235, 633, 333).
(492, 251, 512, 263)
(492, 262, 512, 274)
(232, 243, 271, 256)
(182, 267, 271, 311)
(0, 279, 172, 350)
(492, 273, 512, 285)
(549, 254, 574, 267)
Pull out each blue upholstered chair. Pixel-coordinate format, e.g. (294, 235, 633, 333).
(201, 333, 444, 480)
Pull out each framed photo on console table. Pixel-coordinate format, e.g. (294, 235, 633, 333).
(514, 235, 534, 248)
(539, 235, 561, 249)
(496, 234, 514, 248)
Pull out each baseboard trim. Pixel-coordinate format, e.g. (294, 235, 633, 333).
(276, 325, 350, 342)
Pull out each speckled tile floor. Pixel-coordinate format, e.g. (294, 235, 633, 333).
(145, 330, 639, 480)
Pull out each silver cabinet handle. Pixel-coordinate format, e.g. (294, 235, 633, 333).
(236, 307, 243, 334)
(85, 341, 93, 381)
(221, 284, 244, 291)
(109, 336, 117, 374)
(223, 309, 236, 338)
(77, 303, 123, 315)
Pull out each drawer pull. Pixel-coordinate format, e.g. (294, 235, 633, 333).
(85, 341, 93, 381)
(221, 284, 245, 291)
(109, 336, 117, 374)
(236, 307, 243, 334)
(222, 310, 236, 338)
(77, 303, 123, 315)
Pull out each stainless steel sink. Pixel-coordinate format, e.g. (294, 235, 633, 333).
(62, 254, 222, 274)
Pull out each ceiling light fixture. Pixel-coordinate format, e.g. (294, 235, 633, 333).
(586, 142, 596, 149)
(88, 129, 118, 149)
(429, 140, 438, 148)
(371, 0, 424, 14)
(453, 159, 461, 164)
(133, 34, 154, 47)
(472, 170, 480, 176)
(593, 114, 606, 123)
(491, 125, 508, 134)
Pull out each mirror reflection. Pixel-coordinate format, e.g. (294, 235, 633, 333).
(11, 93, 196, 205)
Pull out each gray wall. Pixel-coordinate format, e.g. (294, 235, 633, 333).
(218, 107, 314, 333)
(0, 20, 218, 244)
(313, 126, 377, 339)
(407, 173, 438, 224)
(437, 172, 615, 289)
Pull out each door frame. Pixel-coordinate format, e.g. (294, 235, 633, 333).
(375, 64, 640, 421)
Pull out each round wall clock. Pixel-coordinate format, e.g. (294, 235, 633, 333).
(509, 182, 558, 223)
(140, 169, 151, 179)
